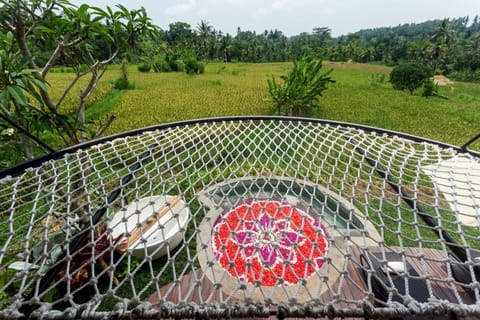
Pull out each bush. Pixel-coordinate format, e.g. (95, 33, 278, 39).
(390, 62, 432, 94)
(113, 77, 135, 90)
(113, 60, 134, 90)
(137, 63, 151, 73)
(184, 58, 205, 75)
(422, 79, 438, 97)
(165, 53, 185, 72)
(154, 62, 168, 72)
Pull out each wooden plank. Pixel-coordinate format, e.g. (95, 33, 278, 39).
(148, 246, 478, 319)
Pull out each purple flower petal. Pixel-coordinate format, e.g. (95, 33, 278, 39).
(243, 245, 256, 258)
(280, 231, 303, 246)
(235, 231, 253, 245)
(259, 214, 272, 230)
(315, 257, 325, 268)
(274, 220, 287, 231)
(260, 245, 277, 266)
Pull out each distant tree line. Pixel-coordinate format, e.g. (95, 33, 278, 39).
(16, 10, 480, 81)
(128, 17, 480, 82)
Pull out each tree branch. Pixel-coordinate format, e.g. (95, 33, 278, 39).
(55, 72, 82, 109)
(95, 115, 116, 137)
(41, 37, 83, 78)
(0, 20, 15, 32)
(25, 1, 57, 37)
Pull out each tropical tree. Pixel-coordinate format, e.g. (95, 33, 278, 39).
(268, 54, 334, 117)
(196, 20, 214, 61)
(0, 0, 154, 164)
(430, 19, 456, 72)
(390, 62, 432, 94)
(218, 33, 233, 62)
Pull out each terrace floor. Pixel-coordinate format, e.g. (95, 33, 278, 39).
(148, 246, 476, 319)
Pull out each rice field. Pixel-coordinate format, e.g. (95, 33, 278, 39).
(50, 61, 480, 150)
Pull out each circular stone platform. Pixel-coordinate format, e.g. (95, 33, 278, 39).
(196, 176, 381, 303)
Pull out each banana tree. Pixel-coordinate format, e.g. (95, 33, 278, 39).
(268, 53, 334, 117)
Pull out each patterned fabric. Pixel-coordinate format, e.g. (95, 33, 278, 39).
(212, 200, 329, 286)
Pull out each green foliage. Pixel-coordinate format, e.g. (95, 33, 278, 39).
(367, 73, 386, 87)
(115, 256, 141, 279)
(449, 69, 480, 83)
(184, 58, 205, 75)
(0, 31, 51, 165)
(165, 53, 185, 72)
(268, 54, 334, 117)
(153, 55, 171, 72)
(137, 63, 151, 73)
(113, 60, 135, 90)
(0, 33, 46, 109)
(50, 65, 89, 73)
(422, 78, 438, 97)
(390, 62, 432, 94)
(113, 77, 135, 90)
(0, 0, 155, 163)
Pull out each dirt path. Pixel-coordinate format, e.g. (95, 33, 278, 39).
(433, 75, 454, 86)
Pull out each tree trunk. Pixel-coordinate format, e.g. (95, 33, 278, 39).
(21, 135, 34, 160)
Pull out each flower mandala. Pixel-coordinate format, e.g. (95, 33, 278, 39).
(211, 199, 329, 286)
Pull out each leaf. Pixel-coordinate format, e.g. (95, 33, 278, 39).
(6, 86, 28, 105)
(50, 245, 64, 263)
(8, 261, 39, 271)
(31, 78, 48, 92)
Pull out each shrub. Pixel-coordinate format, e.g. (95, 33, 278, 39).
(268, 53, 334, 117)
(113, 77, 135, 90)
(165, 53, 185, 72)
(185, 58, 205, 75)
(137, 63, 151, 73)
(390, 62, 432, 94)
(153, 56, 170, 72)
(113, 60, 135, 90)
(422, 79, 438, 97)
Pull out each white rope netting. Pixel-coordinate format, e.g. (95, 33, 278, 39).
(0, 117, 479, 319)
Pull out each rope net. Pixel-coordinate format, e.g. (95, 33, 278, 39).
(0, 118, 479, 319)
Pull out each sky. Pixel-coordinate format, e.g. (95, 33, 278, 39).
(69, 0, 480, 37)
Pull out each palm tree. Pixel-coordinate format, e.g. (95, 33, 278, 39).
(218, 33, 232, 62)
(196, 20, 213, 61)
(430, 19, 456, 71)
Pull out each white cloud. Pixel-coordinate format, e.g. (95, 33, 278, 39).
(271, 0, 323, 11)
(164, 0, 197, 16)
(271, 1, 287, 10)
(256, 0, 326, 19)
(254, 7, 270, 17)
